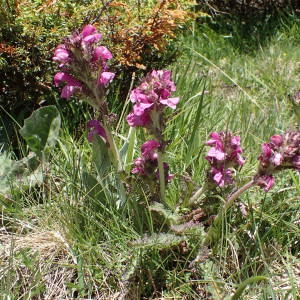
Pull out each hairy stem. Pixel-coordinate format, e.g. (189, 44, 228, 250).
(157, 150, 166, 202)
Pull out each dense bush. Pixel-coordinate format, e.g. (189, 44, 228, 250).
(198, 0, 300, 17)
(0, 0, 193, 115)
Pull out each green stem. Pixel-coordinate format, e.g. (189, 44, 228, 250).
(103, 121, 127, 207)
(157, 151, 166, 203)
(92, 93, 126, 206)
(103, 121, 123, 173)
(204, 179, 255, 246)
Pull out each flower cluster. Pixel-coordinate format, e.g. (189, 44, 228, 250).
(126, 70, 179, 129)
(132, 140, 172, 183)
(205, 132, 245, 187)
(255, 131, 300, 191)
(53, 24, 114, 106)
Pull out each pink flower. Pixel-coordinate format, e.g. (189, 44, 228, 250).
(81, 25, 102, 44)
(206, 132, 222, 147)
(97, 72, 115, 86)
(141, 140, 160, 160)
(270, 135, 284, 147)
(132, 157, 146, 175)
(255, 175, 275, 192)
(159, 97, 180, 109)
(206, 147, 226, 161)
(131, 139, 173, 184)
(210, 167, 233, 187)
(81, 24, 97, 37)
(54, 72, 82, 99)
(126, 111, 151, 127)
(93, 46, 113, 61)
(259, 143, 272, 164)
(205, 132, 245, 187)
(87, 120, 107, 143)
(53, 44, 71, 65)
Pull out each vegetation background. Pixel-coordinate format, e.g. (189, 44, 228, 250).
(0, 0, 299, 299)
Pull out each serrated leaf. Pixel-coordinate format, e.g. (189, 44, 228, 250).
(129, 233, 186, 250)
(19, 105, 61, 157)
(148, 201, 180, 224)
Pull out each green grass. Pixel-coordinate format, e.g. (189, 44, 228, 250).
(1, 12, 300, 299)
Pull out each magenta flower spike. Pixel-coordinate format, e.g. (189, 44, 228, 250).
(131, 140, 173, 183)
(53, 24, 114, 106)
(205, 132, 245, 187)
(255, 131, 300, 191)
(126, 70, 179, 128)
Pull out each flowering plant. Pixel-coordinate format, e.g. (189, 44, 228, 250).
(52, 24, 300, 250)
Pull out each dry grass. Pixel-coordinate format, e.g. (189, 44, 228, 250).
(0, 230, 76, 299)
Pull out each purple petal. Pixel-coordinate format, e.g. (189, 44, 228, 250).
(93, 46, 113, 61)
(259, 143, 272, 161)
(87, 120, 107, 142)
(159, 97, 180, 109)
(205, 132, 221, 146)
(53, 45, 70, 63)
(256, 175, 275, 192)
(130, 89, 153, 104)
(206, 147, 226, 161)
(270, 134, 284, 147)
(54, 72, 82, 99)
(132, 157, 145, 175)
(126, 111, 151, 127)
(98, 72, 115, 86)
(231, 135, 241, 147)
(82, 33, 102, 44)
(271, 152, 283, 166)
(133, 102, 153, 116)
(54, 72, 81, 87)
(81, 24, 97, 37)
(141, 140, 160, 160)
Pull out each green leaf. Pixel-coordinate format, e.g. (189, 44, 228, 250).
(0, 152, 42, 196)
(19, 105, 61, 157)
(120, 127, 136, 174)
(82, 171, 107, 202)
(91, 135, 111, 178)
(148, 202, 180, 225)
